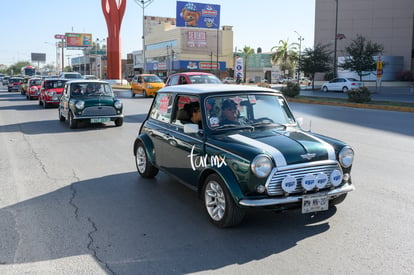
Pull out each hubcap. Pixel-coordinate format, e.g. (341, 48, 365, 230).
(204, 181, 226, 221)
(136, 146, 147, 173)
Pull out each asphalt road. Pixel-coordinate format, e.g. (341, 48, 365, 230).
(0, 86, 413, 274)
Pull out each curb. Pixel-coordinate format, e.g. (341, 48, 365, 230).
(287, 98, 414, 113)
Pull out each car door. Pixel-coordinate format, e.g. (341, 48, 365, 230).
(161, 95, 204, 186)
(59, 84, 71, 118)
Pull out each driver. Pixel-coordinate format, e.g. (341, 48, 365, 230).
(220, 99, 240, 125)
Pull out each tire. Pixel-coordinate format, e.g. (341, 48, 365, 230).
(59, 108, 66, 122)
(203, 174, 245, 228)
(131, 89, 135, 98)
(68, 112, 77, 129)
(342, 86, 349, 93)
(329, 193, 347, 206)
(143, 90, 147, 98)
(322, 86, 328, 92)
(114, 117, 123, 127)
(43, 101, 48, 109)
(39, 99, 42, 106)
(135, 142, 159, 178)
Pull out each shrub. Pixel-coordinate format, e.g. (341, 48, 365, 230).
(347, 86, 371, 103)
(281, 82, 300, 98)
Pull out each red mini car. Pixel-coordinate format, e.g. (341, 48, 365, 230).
(26, 78, 42, 100)
(165, 72, 222, 86)
(38, 78, 68, 108)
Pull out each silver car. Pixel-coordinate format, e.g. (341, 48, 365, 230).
(321, 78, 363, 93)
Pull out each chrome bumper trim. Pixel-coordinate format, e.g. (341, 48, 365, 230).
(73, 114, 124, 120)
(239, 183, 355, 207)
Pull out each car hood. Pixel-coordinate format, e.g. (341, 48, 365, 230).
(208, 128, 340, 166)
(72, 96, 117, 107)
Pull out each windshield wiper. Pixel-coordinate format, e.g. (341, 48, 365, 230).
(251, 121, 287, 129)
(214, 124, 254, 131)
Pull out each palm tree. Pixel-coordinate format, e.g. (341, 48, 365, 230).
(270, 40, 299, 79)
(238, 46, 255, 83)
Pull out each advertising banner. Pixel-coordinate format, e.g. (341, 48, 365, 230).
(176, 1, 220, 29)
(65, 33, 92, 48)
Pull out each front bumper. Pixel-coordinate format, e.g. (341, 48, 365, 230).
(239, 183, 355, 207)
(73, 114, 124, 120)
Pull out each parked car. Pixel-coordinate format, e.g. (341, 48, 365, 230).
(83, 74, 98, 80)
(321, 78, 363, 93)
(38, 78, 68, 108)
(165, 72, 222, 86)
(133, 84, 355, 227)
(26, 78, 42, 99)
(222, 77, 235, 84)
(59, 72, 83, 80)
(7, 77, 24, 92)
(58, 80, 123, 129)
(2, 76, 10, 85)
(130, 74, 165, 97)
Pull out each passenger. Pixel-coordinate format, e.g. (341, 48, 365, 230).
(72, 85, 82, 96)
(184, 101, 202, 128)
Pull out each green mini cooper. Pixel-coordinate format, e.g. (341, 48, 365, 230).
(133, 84, 355, 228)
(58, 80, 124, 129)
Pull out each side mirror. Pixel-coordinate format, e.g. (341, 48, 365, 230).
(296, 117, 312, 132)
(184, 123, 199, 134)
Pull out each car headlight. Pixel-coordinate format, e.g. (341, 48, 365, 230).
(46, 90, 55, 96)
(251, 154, 272, 178)
(114, 100, 122, 109)
(339, 146, 354, 168)
(75, 100, 85, 110)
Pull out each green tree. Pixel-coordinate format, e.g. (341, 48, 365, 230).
(270, 40, 299, 78)
(8, 61, 32, 75)
(238, 46, 255, 83)
(341, 34, 384, 81)
(301, 43, 332, 89)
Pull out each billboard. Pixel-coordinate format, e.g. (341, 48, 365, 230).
(65, 33, 92, 48)
(31, 53, 46, 62)
(176, 1, 220, 29)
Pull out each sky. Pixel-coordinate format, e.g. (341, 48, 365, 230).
(0, 0, 315, 67)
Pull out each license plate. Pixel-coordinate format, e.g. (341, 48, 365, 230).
(91, 118, 110, 123)
(302, 193, 329, 214)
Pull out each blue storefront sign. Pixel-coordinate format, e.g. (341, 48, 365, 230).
(176, 1, 220, 29)
(146, 60, 225, 72)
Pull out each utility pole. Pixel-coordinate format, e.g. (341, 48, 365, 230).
(134, 0, 154, 74)
(333, 0, 339, 78)
(294, 31, 304, 80)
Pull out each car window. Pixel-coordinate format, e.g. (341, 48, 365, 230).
(144, 75, 163, 83)
(168, 75, 179, 86)
(172, 95, 201, 127)
(206, 94, 295, 129)
(188, 75, 221, 84)
(149, 93, 174, 123)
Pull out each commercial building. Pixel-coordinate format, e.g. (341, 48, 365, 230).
(131, 16, 234, 79)
(315, 0, 414, 80)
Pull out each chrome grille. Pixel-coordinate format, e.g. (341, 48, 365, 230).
(82, 106, 116, 116)
(266, 161, 342, 196)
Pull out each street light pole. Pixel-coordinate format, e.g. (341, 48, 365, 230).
(294, 31, 304, 80)
(333, 0, 339, 78)
(134, 0, 154, 74)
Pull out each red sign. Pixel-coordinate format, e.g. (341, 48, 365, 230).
(54, 34, 65, 40)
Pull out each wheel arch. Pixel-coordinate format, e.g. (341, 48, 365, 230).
(133, 134, 156, 165)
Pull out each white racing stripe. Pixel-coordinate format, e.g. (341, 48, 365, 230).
(301, 132, 336, 160)
(229, 134, 287, 167)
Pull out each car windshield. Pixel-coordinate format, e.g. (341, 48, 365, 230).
(30, 79, 42, 85)
(71, 83, 113, 97)
(206, 94, 296, 130)
(188, 75, 221, 84)
(45, 80, 67, 89)
(347, 78, 359, 81)
(65, 73, 82, 79)
(144, 75, 163, 83)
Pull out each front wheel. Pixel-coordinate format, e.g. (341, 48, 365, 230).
(68, 112, 77, 129)
(322, 86, 328, 92)
(131, 88, 135, 98)
(342, 86, 349, 93)
(135, 142, 159, 178)
(114, 117, 123, 127)
(330, 193, 347, 206)
(203, 174, 245, 228)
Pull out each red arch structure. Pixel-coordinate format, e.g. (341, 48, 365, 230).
(101, 0, 126, 80)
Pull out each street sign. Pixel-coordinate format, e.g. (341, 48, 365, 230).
(54, 34, 65, 40)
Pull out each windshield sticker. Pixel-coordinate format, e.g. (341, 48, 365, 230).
(188, 145, 227, 171)
(209, 117, 220, 127)
(248, 95, 257, 104)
